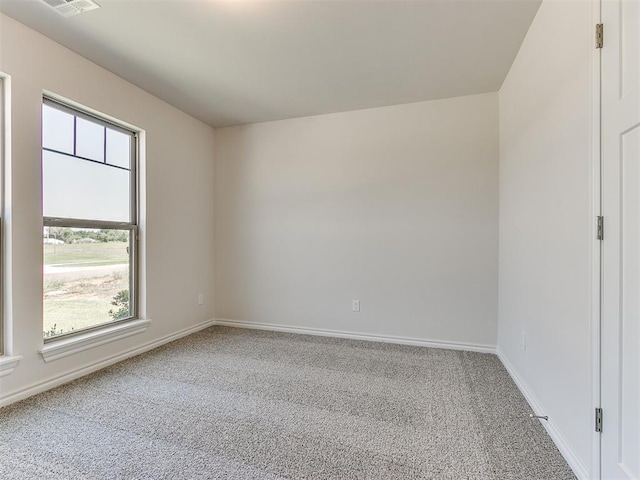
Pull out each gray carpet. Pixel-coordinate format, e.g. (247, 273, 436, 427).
(0, 326, 575, 479)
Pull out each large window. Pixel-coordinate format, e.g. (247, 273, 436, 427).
(42, 98, 137, 341)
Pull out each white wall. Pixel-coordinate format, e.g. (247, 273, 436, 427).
(498, 0, 594, 476)
(215, 93, 499, 348)
(0, 14, 215, 401)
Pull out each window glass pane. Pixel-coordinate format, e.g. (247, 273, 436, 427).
(43, 150, 130, 222)
(42, 105, 74, 154)
(76, 117, 105, 162)
(106, 128, 131, 169)
(43, 227, 131, 339)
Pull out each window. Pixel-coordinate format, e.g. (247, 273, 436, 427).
(42, 98, 138, 341)
(0, 76, 4, 355)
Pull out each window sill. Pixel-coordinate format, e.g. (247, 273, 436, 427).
(39, 318, 151, 363)
(0, 355, 23, 377)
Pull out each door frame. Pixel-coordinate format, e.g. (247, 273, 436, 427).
(589, 0, 602, 478)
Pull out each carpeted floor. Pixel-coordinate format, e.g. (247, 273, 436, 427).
(0, 326, 575, 479)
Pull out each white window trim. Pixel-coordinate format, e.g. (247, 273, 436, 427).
(39, 318, 151, 363)
(0, 355, 22, 377)
(1, 74, 8, 359)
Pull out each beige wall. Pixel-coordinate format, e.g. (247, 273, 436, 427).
(498, 0, 594, 476)
(0, 14, 215, 400)
(215, 93, 499, 348)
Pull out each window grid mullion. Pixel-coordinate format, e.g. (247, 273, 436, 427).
(73, 116, 77, 156)
(103, 126, 107, 164)
(42, 147, 131, 172)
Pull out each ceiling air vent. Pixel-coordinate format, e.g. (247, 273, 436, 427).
(40, 0, 100, 17)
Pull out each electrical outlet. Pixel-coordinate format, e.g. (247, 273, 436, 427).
(521, 330, 527, 352)
(352, 300, 360, 312)
(198, 293, 204, 305)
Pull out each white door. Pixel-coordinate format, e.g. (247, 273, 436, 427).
(601, 0, 640, 478)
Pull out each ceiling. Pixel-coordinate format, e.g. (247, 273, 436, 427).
(0, 0, 541, 128)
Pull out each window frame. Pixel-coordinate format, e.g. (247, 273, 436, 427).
(0, 76, 4, 356)
(42, 96, 139, 343)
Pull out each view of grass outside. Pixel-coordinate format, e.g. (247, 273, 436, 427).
(43, 227, 131, 339)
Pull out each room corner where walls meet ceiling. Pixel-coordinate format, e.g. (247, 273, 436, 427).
(0, 0, 541, 127)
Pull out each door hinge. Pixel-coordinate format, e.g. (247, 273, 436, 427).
(596, 23, 604, 49)
(597, 216, 604, 240)
(595, 408, 603, 432)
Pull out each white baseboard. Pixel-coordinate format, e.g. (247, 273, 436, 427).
(0, 318, 216, 408)
(497, 350, 590, 480)
(214, 318, 496, 354)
